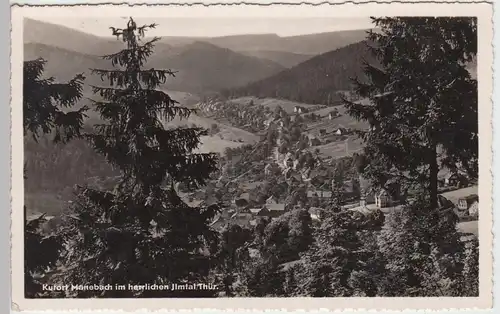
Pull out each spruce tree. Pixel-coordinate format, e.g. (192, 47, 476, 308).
(24, 59, 87, 144)
(55, 18, 219, 297)
(344, 17, 477, 208)
(23, 58, 87, 297)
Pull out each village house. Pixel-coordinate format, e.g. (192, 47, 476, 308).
(233, 193, 250, 209)
(307, 190, 333, 200)
(249, 208, 262, 215)
(232, 208, 253, 218)
(248, 203, 286, 219)
(264, 163, 273, 176)
(307, 191, 319, 201)
(335, 127, 348, 136)
(283, 153, 294, 168)
(308, 207, 322, 221)
(328, 110, 339, 120)
(230, 211, 254, 228)
(266, 195, 279, 205)
(285, 169, 302, 183)
(436, 195, 456, 212)
(294, 106, 307, 114)
(458, 194, 479, 216)
(469, 200, 479, 217)
(346, 193, 383, 215)
(261, 203, 286, 217)
(375, 189, 391, 208)
(234, 198, 249, 208)
(307, 168, 325, 182)
(308, 134, 321, 147)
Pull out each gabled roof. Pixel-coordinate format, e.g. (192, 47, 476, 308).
(437, 195, 454, 210)
(463, 194, 479, 201)
(321, 191, 333, 198)
(307, 190, 332, 198)
(373, 91, 394, 99)
(249, 208, 262, 214)
(307, 191, 318, 197)
(234, 198, 249, 208)
(265, 203, 285, 211)
(460, 194, 479, 204)
(238, 192, 250, 200)
(266, 195, 278, 204)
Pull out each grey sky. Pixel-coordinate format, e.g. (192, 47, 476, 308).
(35, 17, 374, 37)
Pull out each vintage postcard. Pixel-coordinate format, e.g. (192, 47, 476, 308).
(10, 1, 494, 311)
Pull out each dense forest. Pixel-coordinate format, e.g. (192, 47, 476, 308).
(222, 41, 378, 105)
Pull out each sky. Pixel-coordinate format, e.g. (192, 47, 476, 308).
(34, 17, 374, 37)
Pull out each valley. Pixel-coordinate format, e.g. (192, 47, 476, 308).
(24, 19, 478, 228)
(21, 15, 482, 299)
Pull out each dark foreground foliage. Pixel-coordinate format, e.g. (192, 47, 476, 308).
(23, 58, 87, 297)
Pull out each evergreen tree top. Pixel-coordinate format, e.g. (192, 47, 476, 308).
(343, 17, 477, 202)
(87, 18, 218, 193)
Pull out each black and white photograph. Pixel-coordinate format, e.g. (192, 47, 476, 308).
(11, 2, 493, 311)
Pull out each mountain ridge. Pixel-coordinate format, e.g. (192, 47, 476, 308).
(25, 18, 372, 56)
(24, 40, 286, 94)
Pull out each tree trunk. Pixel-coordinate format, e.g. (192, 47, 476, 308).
(429, 144, 439, 209)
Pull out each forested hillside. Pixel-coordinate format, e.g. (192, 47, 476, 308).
(222, 41, 378, 105)
(147, 41, 286, 93)
(240, 50, 314, 68)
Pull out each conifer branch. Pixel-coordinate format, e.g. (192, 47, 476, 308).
(91, 68, 177, 89)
